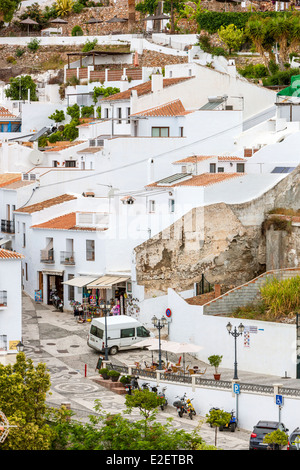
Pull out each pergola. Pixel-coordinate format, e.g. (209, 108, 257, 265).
(66, 50, 131, 69)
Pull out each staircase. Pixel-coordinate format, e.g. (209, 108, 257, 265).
(91, 376, 126, 395)
(203, 267, 300, 316)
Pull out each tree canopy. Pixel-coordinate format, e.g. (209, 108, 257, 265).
(5, 75, 38, 101)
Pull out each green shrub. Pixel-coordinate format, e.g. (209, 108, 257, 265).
(48, 131, 63, 143)
(238, 63, 269, 78)
(196, 11, 296, 34)
(72, 1, 85, 13)
(15, 48, 25, 58)
(263, 68, 300, 86)
(82, 38, 98, 52)
(27, 38, 41, 52)
(71, 25, 83, 36)
(81, 105, 94, 117)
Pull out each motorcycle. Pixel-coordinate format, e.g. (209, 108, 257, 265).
(173, 394, 187, 418)
(186, 397, 196, 420)
(209, 407, 237, 432)
(151, 385, 168, 411)
(130, 376, 140, 391)
(219, 410, 237, 432)
(50, 289, 63, 312)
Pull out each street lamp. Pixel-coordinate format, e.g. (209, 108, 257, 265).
(226, 322, 245, 380)
(100, 300, 112, 360)
(151, 315, 167, 370)
(16, 341, 24, 353)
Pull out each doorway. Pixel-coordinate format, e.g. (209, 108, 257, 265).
(47, 274, 63, 304)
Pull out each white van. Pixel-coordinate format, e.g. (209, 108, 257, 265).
(87, 315, 151, 355)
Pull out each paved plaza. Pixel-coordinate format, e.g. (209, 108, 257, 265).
(18, 292, 300, 450)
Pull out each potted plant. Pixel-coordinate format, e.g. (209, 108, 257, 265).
(108, 370, 121, 382)
(208, 355, 223, 380)
(99, 367, 110, 380)
(120, 375, 131, 386)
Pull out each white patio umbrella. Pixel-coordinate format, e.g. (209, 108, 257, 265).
(161, 341, 203, 373)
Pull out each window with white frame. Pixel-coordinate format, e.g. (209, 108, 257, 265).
(86, 239, 95, 261)
(117, 107, 122, 124)
(169, 199, 175, 213)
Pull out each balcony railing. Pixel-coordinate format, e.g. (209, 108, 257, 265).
(40, 249, 54, 263)
(60, 251, 75, 265)
(1, 219, 15, 234)
(0, 291, 7, 307)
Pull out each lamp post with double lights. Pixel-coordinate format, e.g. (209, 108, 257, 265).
(151, 315, 167, 370)
(226, 322, 245, 380)
(100, 300, 112, 360)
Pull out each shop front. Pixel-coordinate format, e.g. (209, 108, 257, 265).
(63, 274, 131, 321)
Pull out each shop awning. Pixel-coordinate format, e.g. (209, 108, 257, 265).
(86, 275, 130, 289)
(62, 275, 98, 288)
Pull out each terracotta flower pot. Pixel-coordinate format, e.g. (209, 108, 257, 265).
(214, 374, 221, 381)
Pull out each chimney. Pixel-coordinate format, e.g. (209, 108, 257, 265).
(151, 73, 163, 94)
(214, 284, 221, 298)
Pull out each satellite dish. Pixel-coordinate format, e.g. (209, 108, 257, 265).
(28, 149, 44, 166)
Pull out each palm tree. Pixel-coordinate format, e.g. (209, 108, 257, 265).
(288, 15, 300, 57)
(245, 17, 271, 70)
(268, 15, 292, 69)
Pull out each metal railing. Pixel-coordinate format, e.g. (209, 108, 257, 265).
(1, 219, 15, 234)
(40, 249, 54, 263)
(60, 251, 75, 265)
(106, 363, 300, 398)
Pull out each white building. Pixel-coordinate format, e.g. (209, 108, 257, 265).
(0, 248, 23, 356)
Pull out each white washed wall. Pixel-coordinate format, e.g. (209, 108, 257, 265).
(0, 258, 22, 354)
(157, 289, 298, 379)
(134, 376, 300, 433)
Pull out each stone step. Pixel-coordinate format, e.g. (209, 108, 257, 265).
(91, 376, 127, 395)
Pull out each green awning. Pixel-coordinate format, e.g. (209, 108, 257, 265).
(277, 75, 300, 97)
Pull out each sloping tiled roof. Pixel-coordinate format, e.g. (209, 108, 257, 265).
(43, 141, 85, 153)
(0, 173, 22, 187)
(173, 156, 216, 164)
(15, 194, 77, 214)
(173, 156, 245, 164)
(0, 248, 24, 259)
(146, 173, 243, 188)
(130, 99, 192, 117)
(31, 212, 107, 231)
(0, 106, 18, 119)
(102, 77, 194, 102)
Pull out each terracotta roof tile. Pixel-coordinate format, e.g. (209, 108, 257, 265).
(0, 249, 24, 259)
(31, 212, 107, 231)
(15, 194, 77, 214)
(130, 99, 192, 117)
(43, 141, 85, 153)
(0, 173, 22, 187)
(0, 106, 18, 119)
(102, 77, 194, 102)
(146, 173, 243, 188)
(173, 156, 245, 164)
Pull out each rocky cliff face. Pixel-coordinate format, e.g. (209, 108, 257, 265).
(134, 167, 300, 297)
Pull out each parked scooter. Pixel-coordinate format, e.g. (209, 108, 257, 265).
(130, 376, 140, 391)
(209, 407, 237, 432)
(151, 386, 168, 410)
(219, 410, 237, 432)
(50, 289, 63, 312)
(186, 397, 196, 420)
